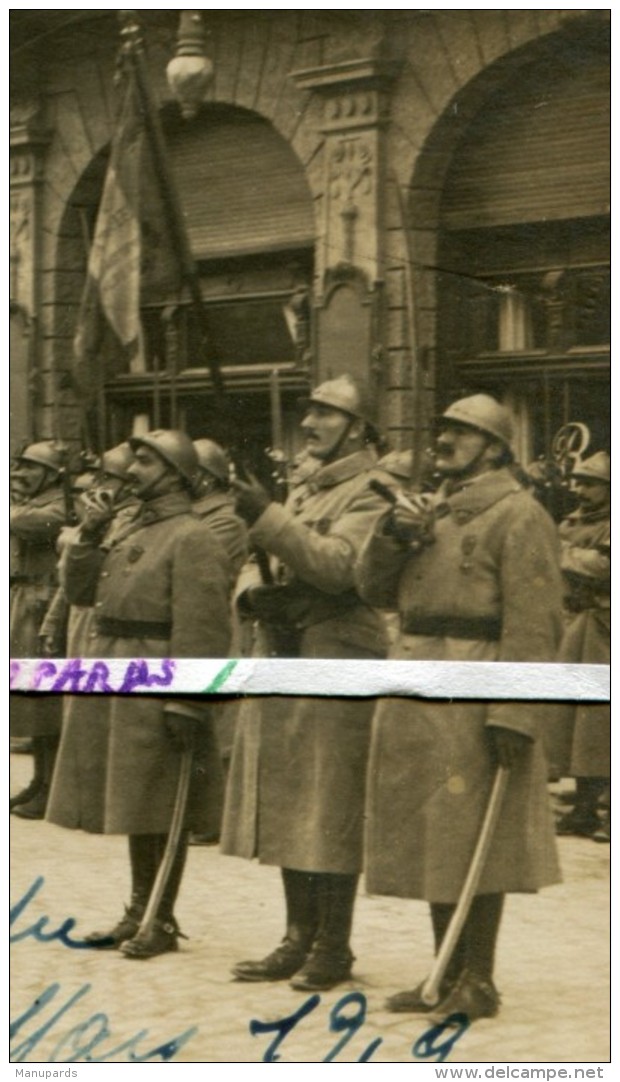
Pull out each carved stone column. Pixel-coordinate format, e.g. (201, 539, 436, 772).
(10, 101, 50, 441)
(10, 101, 49, 313)
(293, 58, 399, 388)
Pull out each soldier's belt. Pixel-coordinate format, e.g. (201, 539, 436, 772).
(401, 614, 502, 640)
(10, 574, 53, 586)
(95, 617, 172, 640)
(245, 583, 360, 629)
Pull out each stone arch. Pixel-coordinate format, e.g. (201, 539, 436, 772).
(202, 12, 325, 201)
(49, 97, 319, 423)
(408, 14, 609, 234)
(383, 13, 609, 449)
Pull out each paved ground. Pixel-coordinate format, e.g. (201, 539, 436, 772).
(9, 756, 610, 1065)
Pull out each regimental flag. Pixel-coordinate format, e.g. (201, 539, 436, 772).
(72, 72, 145, 404)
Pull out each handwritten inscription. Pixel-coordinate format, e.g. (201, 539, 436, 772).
(10, 658, 175, 693)
(10, 983, 197, 1063)
(10, 658, 240, 694)
(11, 876, 469, 1063)
(250, 991, 470, 1063)
(10, 877, 196, 1062)
(11, 877, 112, 950)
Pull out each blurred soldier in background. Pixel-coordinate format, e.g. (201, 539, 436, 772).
(192, 439, 248, 584)
(554, 452, 611, 842)
(40, 443, 138, 657)
(190, 438, 248, 843)
(10, 441, 70, 819)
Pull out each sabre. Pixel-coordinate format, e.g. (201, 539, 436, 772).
(135, 747, 193, 940)
(369, 477, 431, 516)
(420, 766, 511, 1007)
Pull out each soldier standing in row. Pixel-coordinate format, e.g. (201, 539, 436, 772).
(221, 376, 391, 991)
(45, 442, 139, 828)
(555, 451, 611, 842)
(192, 438, 248, 584)
(10, 441, 69, 819)
(356, 394, 563, 1022)
(40, 443, 138, 658)
(46, 431, 231, 959)
(191, 438, 248, 843)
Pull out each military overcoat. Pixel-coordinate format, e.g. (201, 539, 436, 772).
(10, 486, 66, 737)
(220, 450, 390, 875)
(191, 490, 249, 768)
(192, 490, 248, 583)
(46, 492, 231, 835)
(40, 502, 140, 657)
(355, 468, 563, 903)
(546, 507, 610, 777)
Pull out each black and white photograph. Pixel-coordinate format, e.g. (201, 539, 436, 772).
(9, 6, 610, 1067)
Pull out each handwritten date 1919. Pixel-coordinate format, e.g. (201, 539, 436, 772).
(250, 991, 469, 1063)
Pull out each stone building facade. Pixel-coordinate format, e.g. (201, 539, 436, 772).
(10, 10, 610, 468)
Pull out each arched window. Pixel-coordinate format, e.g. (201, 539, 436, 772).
(65, 105, 316, 456)
(436, 45, 609, 462)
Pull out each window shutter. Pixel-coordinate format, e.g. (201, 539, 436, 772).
(441, 58, 609, 229)
(166, 108, 315, 259)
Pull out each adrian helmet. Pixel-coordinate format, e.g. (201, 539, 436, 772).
(439, 394, 514, 448)
(128, 430, 198, 485)
(300, 374, 377, 430)
(17, 440, 69, 474)
(571, 451, 610, 483)
(193, 439, 230, 485)
(101, 442, 135, 483)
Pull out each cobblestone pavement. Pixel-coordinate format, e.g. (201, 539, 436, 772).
(10, 756, 610, 1065)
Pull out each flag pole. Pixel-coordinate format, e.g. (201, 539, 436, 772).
(117, 11, 226, 409)
(391, 172, 424, 487)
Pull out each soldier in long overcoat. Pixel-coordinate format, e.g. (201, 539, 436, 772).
(38, 465, 100, 658)
(356, 395, 563, 1022)
(45, 443, 139, 836)
(553, 451, 610, 841)
(40, 443, 139, 659)
(46, 431, 231, 959)
(220, 376, 390, 992)
(192, 438, 248, 583)
(190, 438, 248, 840)
(10, 441, 69, 818)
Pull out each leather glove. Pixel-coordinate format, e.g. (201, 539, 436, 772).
(39, 634, 63, 659)
(233, 477, 271, 526)
(165, 712, 198, 753)
(384, 496, 435, 550)
(79, 489, 116, 538)
(487, 726, 533, 769)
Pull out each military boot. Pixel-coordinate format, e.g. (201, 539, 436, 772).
(556, 777, 606, 837)
(429, 893, 504, 1023)
(385, 901, 466, 1013)
(592, 789, 610, 843)
(86, 834, 160, 949)
(233, 868, 319, 981)
(121, 832, 189, 960)
(11, 735, 57, 817)
(290, 873, 357, 992)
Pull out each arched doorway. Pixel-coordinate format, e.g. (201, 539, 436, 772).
(434, 36, 609, 465)
(406, 19, 609, 467)
(59, 103, 316, 466)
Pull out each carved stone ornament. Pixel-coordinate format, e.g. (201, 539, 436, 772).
(10, 192, 31, 243)
(329, 138, 373, 202)
(322, 262, 371, 302)
(10, 98, 49, 188)
(291, 56, 400, 134)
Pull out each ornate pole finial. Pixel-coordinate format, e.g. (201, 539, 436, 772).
(166, 11, 213, 120)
